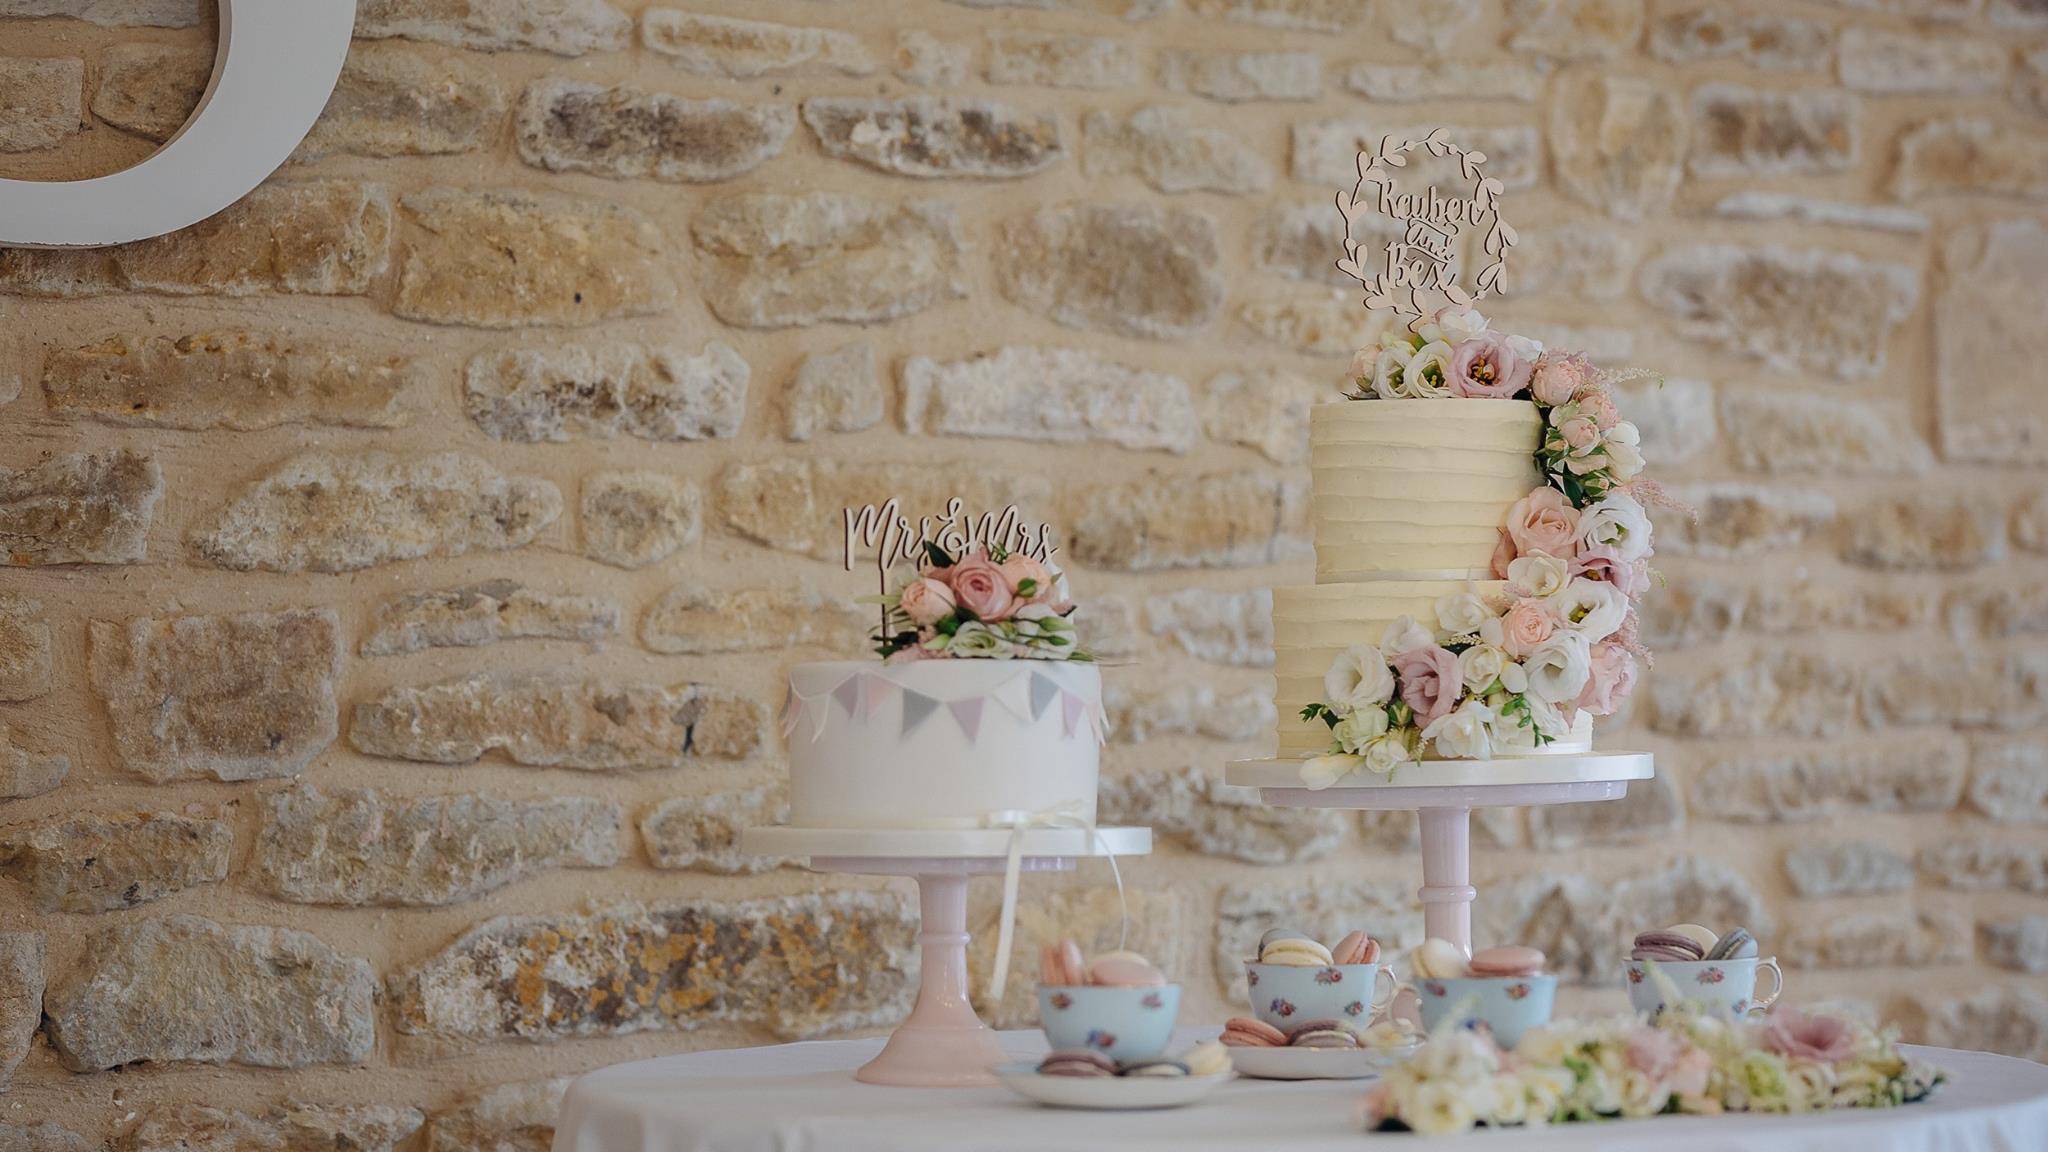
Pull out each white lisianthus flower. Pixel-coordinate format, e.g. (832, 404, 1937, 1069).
(1361, 731, 1410, 775)
(1506, 552, 1569, 598)
(1506, 332, 1544, 363)
(1323, 644, 1395, 713)
(1332, 707, 1390, 754)
(1406, 1081, 1479, 1137)
(1490, 707, 1538, 755)
(1499, 660, 1529, 694)
(1457, 643, 1511, 695)
(1401, 340, 1457, 398)
(1485, 1073, 1533, 1127)
(1546, 576, 1628, 642)
(1523, 632, 1592, 704)
(1300, 753, 1362, 790)
(1434, 590, 1491, 637)
(1478, 615, 1506, 648)
(1604, 421, 1644, 481)
(1437, 306, 1489, 344)
(1381, 615, 1436, 655)
(1371, 345, 1411, 400)
(1524, 693, 1568, 739)
(1578, 491, 1654, 562)
(1422, 698, 1495, 760)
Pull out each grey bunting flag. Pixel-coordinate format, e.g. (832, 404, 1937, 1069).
(900, 689, 941, 736)
(1029, 671, 1060, 720)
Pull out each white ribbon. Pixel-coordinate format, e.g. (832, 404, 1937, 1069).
(981, 801, 1127, 1004)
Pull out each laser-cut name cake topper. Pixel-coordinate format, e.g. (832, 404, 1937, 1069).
(1335, 128, 1518, 320)
(843, 496, 1059, 629)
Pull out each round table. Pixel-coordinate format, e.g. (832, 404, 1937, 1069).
(552, 1029, 2048, 1152)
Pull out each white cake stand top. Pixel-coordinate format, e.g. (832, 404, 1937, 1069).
(1226, 750, 1652, 810)
(740, 825, 1151, 872)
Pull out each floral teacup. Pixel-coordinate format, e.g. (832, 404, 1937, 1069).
(1624, 956, 1782, 1018)
(1245, 961, 1398, 1034)
(1038, 983, 1181, 1062)
(1413, 975, 1557, 1049)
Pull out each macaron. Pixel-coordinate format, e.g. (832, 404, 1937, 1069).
(1258, 937, 1335, 967)
(1331, 930, 1378, 966)
(1409, 937, 1469, 979)
(1041, 938, 1087, 986)
(1666, 923, 1720, 953)
(1182, 1040, 1231, 1077)
(1290, 1028, 1361, 1050)
(1086, 953, 1166, 987)
(1468, 945, 1545, 979)
(1119, 1059, 1190, 1078)
(1219, 1017, 1288, 1047)
(1631, 930, 1706, 962)
(1038, 1049, 1117, 1078)
(1259, 926, 1309, 951)
(1706, 927, 1758, 961)
(1283, 1017, 1346, 1041)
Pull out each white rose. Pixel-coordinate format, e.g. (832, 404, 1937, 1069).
(1523, 693, 1568, 739)
(1506, 553, 1569, 598)
(1490, 707, 1538, 755)
(1546, 576, 1628, 642)
(1578, 492, 1653, 562)
(1381, 615, 1436, 655)
(1436, 306, 1489, 345)
(1498, 661, 1529, 694)
(1331, 707, 1389, 754)
(1361, 731, 1409, 775)
(1422, 698, 1495, 760)
(1485, 1073, 1532, 1127)
(1371, 345, 1411, 400)
(1457, 643, 1511, 695)
(1522, 632, 1592, 704)
(1434, 590, 1490, 637)
(1323, 644, 1394, 713)
(1604, 421, 1644, 481)
(1402, 340, 1457, 398)
(1506, 332, 1544, 363)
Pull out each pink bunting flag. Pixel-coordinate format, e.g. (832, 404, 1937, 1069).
(947, 697, 985, 742)
(830, 674, 862, 718)
(1061, 689, 1085, 738)
(859, 673, 891, 720)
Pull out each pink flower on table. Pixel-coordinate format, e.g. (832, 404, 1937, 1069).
(1391, 645, 1461, 726)
(1490, 527, 1517, 580)
(1500, 599, 1556, 658)
(898, 577, 956, 626)
(997, 553, 1054, 601)
(1529, 352, 1588, 406)
(1577, 640, 1637, 716)
(1571, 545, 1648, 599)
(1448, 332, 1533, 398)
(1762, 1010, 1856, 1065)
(948, 555, 1014, 621)
(1506, 487, 1581, 561)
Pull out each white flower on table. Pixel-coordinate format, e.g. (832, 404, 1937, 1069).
(1323, 644, 1394, 714)
(1421, 698, 1495, 759)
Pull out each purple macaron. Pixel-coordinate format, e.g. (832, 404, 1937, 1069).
(1631, 930, 1706, 962)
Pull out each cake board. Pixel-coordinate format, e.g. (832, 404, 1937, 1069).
(1225, 753, 1651, 954)
(740, 826, 1151, 1088)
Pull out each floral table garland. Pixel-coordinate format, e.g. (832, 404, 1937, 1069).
(1364, 996, 1945, 1135)
(1300, 308, 1666, 783)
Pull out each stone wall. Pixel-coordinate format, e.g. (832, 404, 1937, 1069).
(1, 0, 2045, 1141)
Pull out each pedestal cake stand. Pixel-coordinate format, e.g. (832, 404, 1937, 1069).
(1224, 753, 1651, 953)
(740, 825, 1151, 1088)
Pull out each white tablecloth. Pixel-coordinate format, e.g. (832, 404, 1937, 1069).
(554, 1029, 2048, 1152)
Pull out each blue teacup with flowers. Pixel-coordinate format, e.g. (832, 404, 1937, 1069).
(1625, 956, 1782, 1018)
(1037, 984, 1181, 1062)
(1413, 975, 1558, 1049)
(1245, 961, 1398, 1034)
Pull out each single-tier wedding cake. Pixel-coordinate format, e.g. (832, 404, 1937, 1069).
(781, 545, 1103, 829)
(1272, 310, 1659, 783)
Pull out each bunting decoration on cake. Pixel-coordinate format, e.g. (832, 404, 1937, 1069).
(782, 665, 1107, 747)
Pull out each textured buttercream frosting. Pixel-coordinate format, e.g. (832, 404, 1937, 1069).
(1273, 579, 1489, 756)
(1311, 399, 1542, 583)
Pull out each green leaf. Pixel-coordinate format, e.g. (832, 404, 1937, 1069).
(923, 541, 956, 568)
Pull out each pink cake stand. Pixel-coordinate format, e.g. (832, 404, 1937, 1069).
(1225, 752, 1652, 954)
(739, 826, 1151, 1088)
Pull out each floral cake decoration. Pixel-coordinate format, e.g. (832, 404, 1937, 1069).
(1298, 305, 1665, 780)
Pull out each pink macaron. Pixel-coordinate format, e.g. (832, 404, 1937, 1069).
(1086, 953, 1166, 987)
(1040, 938, 1087, 986)
(1468, 945, 1546, 978)
(1331, 930, 1378, 966)
(1219, 1017, 1288, 1048)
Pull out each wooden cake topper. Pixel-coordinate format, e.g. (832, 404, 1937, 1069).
(843, 497, 1058, 630)
(1335, 128, 1518, 320)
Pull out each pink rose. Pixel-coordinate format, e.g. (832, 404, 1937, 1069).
(1447, 332, 1533, 399)
(1528, 353, 1586, 407)
(1559, 414, 1600, 450)
(1391, 645, 1461, 727)
(898, 577, 956, 626)
(1572, 545, 1647, 599)
(1625, 1026, 1686, 1080)
(1762, 1010, 1856, 1065)
(1500, 599, 1556, 657)
(948, 555, 1015, 621)
(1506, 487, 1581, 560)
(1490, 527, 1516, 580)
(997, 553, 1054, 601)
(1577, 640, 1636, 715)
(1580, 390, 1620, 431)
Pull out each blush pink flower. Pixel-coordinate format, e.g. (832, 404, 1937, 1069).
(1571, 544, 1648, 599)
(1391, 645, 1461, 727)
(1490, 527, 1517, 580)
(1762, 1010, 1857, 1065)
(1580, 390, 1621, 431)
(898, 577, 956, 626)
(1559, 413, 1600, 451)
(997, 553, 1054, 601)
(1626, 1026, 1687, 1081)
(1577, 640, 1636, 715)
(1448, 332, 1534, 398)
(1506, 487, 1581, 560)
(1500, 599, 1557, 657)
(1528, 353, 1587, 406)
(949, 555, 1015, 621)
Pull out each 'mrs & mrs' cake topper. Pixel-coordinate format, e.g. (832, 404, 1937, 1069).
(843, 496, 1058, 626)
(1336, 128, 1518, 320)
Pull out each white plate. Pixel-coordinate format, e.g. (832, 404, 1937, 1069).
(1226, 1043, 1420, 1081)
(994, 1063, 1232, 1110)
